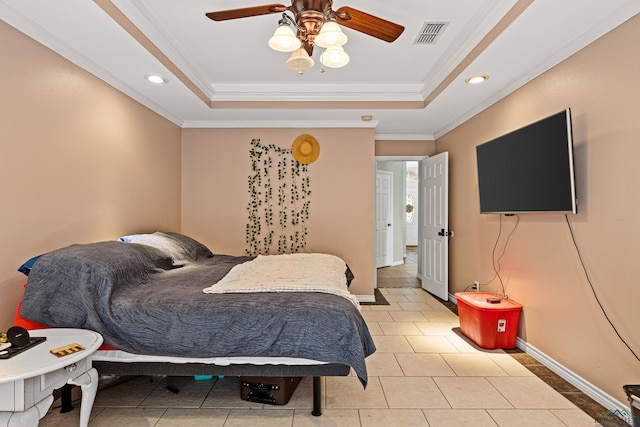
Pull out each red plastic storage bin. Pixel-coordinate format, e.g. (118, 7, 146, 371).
(455, 292, 522, 349)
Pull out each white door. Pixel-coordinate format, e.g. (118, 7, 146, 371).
(405, 161, 419, 246)
(418, 152, 450, 300)
(375, 171, 393, 268)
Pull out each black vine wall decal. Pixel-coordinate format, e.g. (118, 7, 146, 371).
(246, 139, 311, 255)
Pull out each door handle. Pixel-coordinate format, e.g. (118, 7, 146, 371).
(388, 223, 391, 227)
(438, 228, 454, 237)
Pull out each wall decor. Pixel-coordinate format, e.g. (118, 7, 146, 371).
(246, 138, 312, 255)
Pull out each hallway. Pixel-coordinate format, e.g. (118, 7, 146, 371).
(377, 246, 419, 288)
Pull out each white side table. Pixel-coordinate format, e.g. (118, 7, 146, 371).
(0, 328, 102, 427)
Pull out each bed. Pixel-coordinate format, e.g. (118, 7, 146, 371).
(18, 232, 376, 416)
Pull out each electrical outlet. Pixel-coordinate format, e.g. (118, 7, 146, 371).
(474, 281, 480, 292)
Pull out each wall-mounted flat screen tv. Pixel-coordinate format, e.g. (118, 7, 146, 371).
(476, 108, 577, 214)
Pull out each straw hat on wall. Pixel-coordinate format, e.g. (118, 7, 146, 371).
(291, 134, 320, 164)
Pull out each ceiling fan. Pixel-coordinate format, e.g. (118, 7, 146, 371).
(205, 1, 404, 73)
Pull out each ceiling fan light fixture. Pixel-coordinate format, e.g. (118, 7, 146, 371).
(286, 47, 315, 74)
(315, 21, 348, 48)
(320, 46, 349, 68)
(268, 23, 301, 52)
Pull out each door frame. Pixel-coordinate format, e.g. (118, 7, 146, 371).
(374, 156, 428, 289)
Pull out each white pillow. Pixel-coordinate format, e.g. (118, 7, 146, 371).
(126, 233, 188, 264)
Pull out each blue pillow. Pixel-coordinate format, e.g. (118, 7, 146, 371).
(18, 255, 42, 276)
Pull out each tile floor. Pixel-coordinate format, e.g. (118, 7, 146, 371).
(38, 248, 622, 426)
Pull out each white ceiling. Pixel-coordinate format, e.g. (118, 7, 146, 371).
(2, 0, 638, 139)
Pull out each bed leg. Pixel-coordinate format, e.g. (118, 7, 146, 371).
(311, 376, 322, 416)
(60, 384, 74, 413)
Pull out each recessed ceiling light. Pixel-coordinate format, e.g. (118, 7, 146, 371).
(145, 74, 168, 84)
(465, 74, 489, 84)
(361, 115, 373, 121)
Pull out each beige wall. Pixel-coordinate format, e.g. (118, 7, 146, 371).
(375, 139, 436, 157)
(437, 14, 640, 404)
(0, 22, 182, 329)
(181, 128, 376, 297)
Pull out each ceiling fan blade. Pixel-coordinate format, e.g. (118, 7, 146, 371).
(335, 6, 404, 43)
(205, 4, 288, 21)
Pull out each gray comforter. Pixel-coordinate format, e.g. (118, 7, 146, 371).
(20, 233, 375, 386)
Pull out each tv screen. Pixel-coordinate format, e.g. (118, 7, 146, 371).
(476, 109, 577, 214)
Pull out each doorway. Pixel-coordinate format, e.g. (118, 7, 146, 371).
(375, 158, 423, 289)
(375, 154, 450, 300)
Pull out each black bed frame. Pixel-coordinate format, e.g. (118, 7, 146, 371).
(78, 361, 351, 416)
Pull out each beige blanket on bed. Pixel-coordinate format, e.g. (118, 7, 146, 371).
(202, 253, 359, 309)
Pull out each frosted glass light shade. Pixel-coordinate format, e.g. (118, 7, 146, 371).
(268, 25, 301, 52)
(286, 48, 314, 74)
(320, 46, 349, 68)
(315, 21, 348, 48)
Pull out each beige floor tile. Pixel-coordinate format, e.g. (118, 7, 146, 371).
(361, 311, 394, 322)
(380, 377, 450, 409)
(388, 310, 428, 322)
(155, 408, 229, 426)
(365, 352, 405, 377)
(421, 310, 461, 323)
(407, 335, 460, 353)
(40, 406, 105, 426)
(487, 353, 535, 376)
(223, 409, 294, 427)
(550, 408, 597, 426)
(325, 376, 388, 409)
(383, 288, 417, 295)
(448, 328, 513, 352)
(395, 353, 456, 377)
(433, 377, 512, 409)
(384, 294, 412, 303)
(405, 292, 437, 303)
(441, 353, 509, 377)
(379, 320, 423, 336)
(360, 408, 429, 426)
(445, 331, 487, 353)
(293, 408, 361, 426)
(201, 376, 263, 409)
(139, 376, 214, 408)
(372, 335, 415, 353)
(365, 321, 384, 336)
(368, 302, 404, 311)
(487, 377, 577, 409)
(399, 302, 438, 312)
(423, 409, 499, 427)
(87, 407, 167, 427)
(486, 409, 567, 426)
(415, 321, 459, 336)
(94, 375, 162, 407)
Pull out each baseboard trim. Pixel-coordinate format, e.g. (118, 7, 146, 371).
(357, 294, 376, 303)
(516, 337, 631, 424)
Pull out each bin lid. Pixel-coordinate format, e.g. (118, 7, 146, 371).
(455, 292, 522, 310)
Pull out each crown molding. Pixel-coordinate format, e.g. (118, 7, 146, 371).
(181, 120, 379, 129)
(374, 134, 435, 141)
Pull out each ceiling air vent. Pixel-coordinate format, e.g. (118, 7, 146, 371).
(414, 22, 449, 45)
